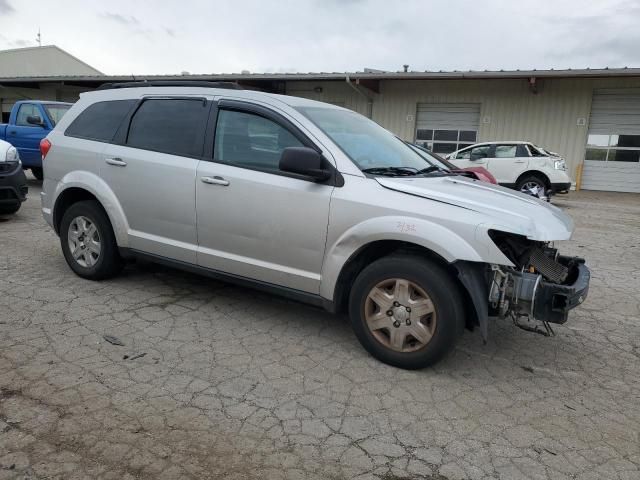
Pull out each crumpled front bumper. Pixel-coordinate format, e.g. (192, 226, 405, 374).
(532, 256, 590, 324)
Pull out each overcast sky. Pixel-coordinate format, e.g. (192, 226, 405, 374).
(0, 0, 638, 75)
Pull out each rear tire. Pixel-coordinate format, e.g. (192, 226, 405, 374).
(516, 173, 547, 194)
(31, 167, 43, 180)
(60, 200, 123, 280)
(348, 255, 465, 369)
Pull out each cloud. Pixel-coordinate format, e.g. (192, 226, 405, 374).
(100, 12, 139, 26)
(0, 0, 14, 14)
(164, 27, 175, 37)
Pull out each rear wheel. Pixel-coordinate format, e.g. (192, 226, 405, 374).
(348, 255, 465, 369)
(516, 173, 547, 194)
(60, 200, 123, 280)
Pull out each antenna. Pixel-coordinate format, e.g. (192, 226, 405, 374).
(36, 28, 41, 47)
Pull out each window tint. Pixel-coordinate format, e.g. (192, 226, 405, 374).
(214, 109, 304, 171)
(455, 148, 471, 159)
(127, 99, 209, 157)
(16, 104, 39, 126)
(527, 144, 546, 156)
(66, 100, 136, 142)
(494, 145, 517, 158)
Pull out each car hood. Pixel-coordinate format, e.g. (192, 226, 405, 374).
(376, 175, 574, 241)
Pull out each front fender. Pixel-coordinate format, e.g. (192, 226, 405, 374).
(320, 215, 484, 300)
(52, 171, 129, 247)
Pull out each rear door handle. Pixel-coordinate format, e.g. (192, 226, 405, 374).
(201, 176, 230, 186)
(105, 157, 127, 167)
(514, 160, 526, 164)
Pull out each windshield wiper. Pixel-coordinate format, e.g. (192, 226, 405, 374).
(417, 166, 443, 175)
(361, 166, 420, 177)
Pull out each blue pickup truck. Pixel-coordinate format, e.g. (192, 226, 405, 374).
(0, 100, 72, 179)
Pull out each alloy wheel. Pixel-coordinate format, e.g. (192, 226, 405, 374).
(68, 216, 101, 268)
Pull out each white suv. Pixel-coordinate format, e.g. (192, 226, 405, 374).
(447, 141, 572, 195)
(40, 82, 590, 369)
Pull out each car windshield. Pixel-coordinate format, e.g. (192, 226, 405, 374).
(44, 104, 71, 126)
(296, 106, 433, 174)
(407, 143, 457, 170)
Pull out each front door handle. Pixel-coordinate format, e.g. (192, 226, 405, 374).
(201, 176, 230, 186)
(105, 157, 127, 167)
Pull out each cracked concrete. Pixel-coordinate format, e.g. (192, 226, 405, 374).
(1, 177, 639, 479)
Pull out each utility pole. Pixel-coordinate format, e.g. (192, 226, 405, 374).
(36, 28, 41, 47)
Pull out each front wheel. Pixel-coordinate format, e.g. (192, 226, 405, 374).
(31, 167, 43, 180)
(60, 200, 123, 280)
(348, 255, 465, 369)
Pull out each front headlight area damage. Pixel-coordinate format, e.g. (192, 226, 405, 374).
(487, 230, 590, 336)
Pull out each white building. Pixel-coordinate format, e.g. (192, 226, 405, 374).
(0, 45, 638, 192)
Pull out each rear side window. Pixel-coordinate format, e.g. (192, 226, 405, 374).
(494, 145, 517, 158)
(126, 99, 209, 158)
(66, 100, 136, 142)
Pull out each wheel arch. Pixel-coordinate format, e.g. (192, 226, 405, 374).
(516, 170, 550, 188)
(328, 239, 482, 332)
(51, 172, 129, 246)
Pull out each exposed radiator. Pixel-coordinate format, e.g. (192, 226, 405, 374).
(528, 248, 568, 284)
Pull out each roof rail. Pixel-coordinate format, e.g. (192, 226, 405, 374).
(96, 80, 242, 90)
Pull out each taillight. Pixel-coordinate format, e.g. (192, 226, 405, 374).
(40, 138, 51, 159)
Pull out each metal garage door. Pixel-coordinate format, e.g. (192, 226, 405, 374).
(583, 89, 640, 192)
(415, 103, 480, 155)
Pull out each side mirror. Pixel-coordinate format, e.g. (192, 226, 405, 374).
(26, 115, 45, 127)
(279, 147, 331, 181)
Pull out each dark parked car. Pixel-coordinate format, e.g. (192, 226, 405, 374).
(0, 139, 27, 215)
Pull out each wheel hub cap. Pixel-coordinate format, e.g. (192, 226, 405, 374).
(364, 278, 437, 353)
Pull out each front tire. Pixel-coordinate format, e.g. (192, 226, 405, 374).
(60, 200, 123, 280)
(31, 167, 43, 180)
(348, 255, 465, 369)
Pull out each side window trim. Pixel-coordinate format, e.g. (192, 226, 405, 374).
(212, 99, 321, 156)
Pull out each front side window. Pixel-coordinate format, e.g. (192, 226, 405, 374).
(469, 145, 491, 158)
(494, 145, 517, 158)
(16, 104, 39, 126)
(214, 109, 304, 171)
(127, 99, 209, 157)
(66, 100, 136, 142)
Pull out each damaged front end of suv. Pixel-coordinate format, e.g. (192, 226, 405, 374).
(484, 230, 590, 336)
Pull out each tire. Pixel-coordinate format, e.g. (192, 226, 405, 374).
(31, 167, 43, 180)
(60, 200, 123, 280)
(516, 173, 547, 194)
(0, 204, 20, 215)
(348, 255, 465, 370)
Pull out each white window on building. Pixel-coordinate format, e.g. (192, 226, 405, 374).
(415, 103, 480, 154)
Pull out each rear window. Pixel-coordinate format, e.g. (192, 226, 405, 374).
(44, 104, 71, 126)
(66, 100, 136, 142)
(126, 98, 209, 158)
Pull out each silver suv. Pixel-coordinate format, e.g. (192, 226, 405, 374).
(41, 82, 590, 369)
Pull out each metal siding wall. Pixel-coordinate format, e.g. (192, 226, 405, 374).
(285, 81, 369, 116)
(370, 78, 594, 181)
